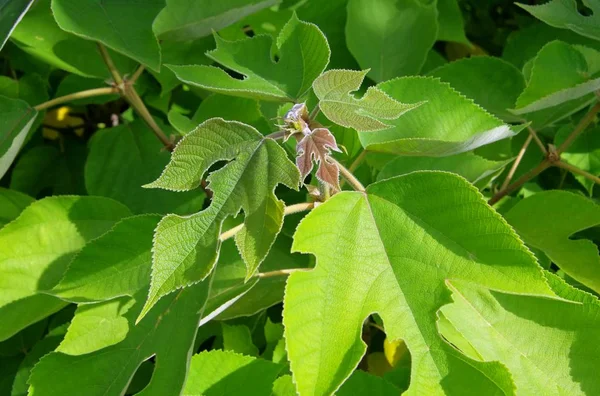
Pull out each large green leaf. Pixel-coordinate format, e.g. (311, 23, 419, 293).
(140, 118, 299, 320)
(312, 69, 421, 132)
(0, 95, 36, 180)
(28, 282, 210, 396)
(10, 0, 136, 79)
(377, 152, 510, 186)
(346, 0, 438, 82)
(168, 14, 330, 102)
(85, 119, 205, 215)
(51, 215, 160, 303)
(182, 350, 282, 395)
(153, 0, 277, 42)
(359, 77, 520, 156)
(436, 0, 468, 45)
(284, 172, 552, 395)
(505, 191, 600, 294)
(441, 279, 600, 395)
(51, 0, 163, 71)
(0, 188, 33, 229)
(429, 57, 526, 122)
(0, 196, 131, 341)
(518, 0, 600, 42)
(0, 0, 34, 51)
(513, 41, 600, 114)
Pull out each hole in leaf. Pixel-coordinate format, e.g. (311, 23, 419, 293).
(576, 0, 593, 16)
(125, 360, 154, 395)
(242, 24, 255, 37)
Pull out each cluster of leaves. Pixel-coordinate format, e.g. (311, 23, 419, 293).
(2, 0, 600, 395)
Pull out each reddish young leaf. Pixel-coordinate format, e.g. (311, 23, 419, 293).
(296, 128, 341, 190)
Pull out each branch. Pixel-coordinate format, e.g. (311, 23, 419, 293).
(256, 268, 311, 278)
(125, 86, 174, 149)
(527, 126, 547, 155)
(500, 133, 533, 191)
(265, 130, 287, 140)
(97, 43, 123, 86)
(555, 160, 600, 185)
(557, 102, 600, 155)
(34, 87, 119, 111)
(219, 202, 315, 242)
(129, 65, 145, 85)
(488, 160, 551, 205)
(333, 158, 365, 192)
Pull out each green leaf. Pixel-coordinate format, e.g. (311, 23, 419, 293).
(51, 0, 163, 71)
(153, 0, 277, 42)
(51, 215, 160, 303)
(518, 0, 600, 42)
(505, 191, 600, 294)
(55, 75, 119, 105)
(29, 281, 210, 396)
(360, 77, 520, 156)
(346, 0, 438, 81)
(377, 152, 510, 186)
(441, 279, 600, 395)
(0, 95, 36, 180)
(513, 41, 600, 114)
(0, 0, 34, 51)
(555, 124, 600, 194)
(140, 118, 299, 320)
(182, 350, 282, 396)
(436, 0, 469, 45)
(221, 323, 259, 356)
(0, 74, 48, 107)
(10, 0, 136, 79)
(337, 370, 400, 396)
(0, 196, 131, 341)
(312, 69, 421, 132)
(56, 297, 134, 355)
(168, 14, 330, 102)
(0, 188, 33, 228)
(284, 172, 551, 395)
(429, 57, 526, 122)
(85, 119, 205, 215)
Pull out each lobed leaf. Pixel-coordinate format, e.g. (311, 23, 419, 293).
(51, 0, 163, 71)
(296, 127, 342, 189)
(284, 171, 552, 395)
(313, 69, 421, 132)
(360, 77, 521, 156)
(0, 196, 131, 341)
(168, 13, 330, 102)
(139, 118, 299, 320)
(505, 191, 600, 294)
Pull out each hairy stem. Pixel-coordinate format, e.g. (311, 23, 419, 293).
(489, 160, 551, 205)
(557, 102, 600, 155)
(34, 87, 118, 111)
(129, 65, 145, 85)
(255, 268, 311, 278)
(219, 202, 315, 242)
(125, 86, 173, 149)
(97, 44, 123, 86)
(309, 104, 320, 121)
(265, 130, 287, 140)
(500, 133, 533, 191)
(333, 158, 365, 192)
(527, 126, 547, 155)
(555, 160, 600, 185)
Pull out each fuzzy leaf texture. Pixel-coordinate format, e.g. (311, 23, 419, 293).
(518, 0, 600, 42)
(283, 171, 554, 395)
(312, 69, 421, 132)
(359, 77, 522, 156)
(513, 41, 600, 114)
(139, 118, 299, 320)
(505, 191, 600, 294)
(168, 14, 330, 102)
(296, 128, 342, 189)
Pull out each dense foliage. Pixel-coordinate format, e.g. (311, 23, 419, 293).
(1, 0, 600, 395)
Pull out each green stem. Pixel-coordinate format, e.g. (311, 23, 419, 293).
(255, 268, 311, 278)
(527, 126, 547, 155)
(555, 160, 600, 185)
(129, 64, 145, 85)
(500, 133, 533, 191)
(34, 87, 119, 111)
(333, 158, 365, 192)
(488, 160, 551, 205)
(557, 102, 600, 155)
(97, 43, 123, 86)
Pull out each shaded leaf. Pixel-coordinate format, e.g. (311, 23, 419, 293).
(51, 0, 163, 71)
(346, 0, 438, 81)
(0, 196, 131, 341)
(436, 0, 469, 45)
(153, 0, 277, 42)
(221, 323, 259, 356)
(0, 95, 36, 180)
(140, 118, 299, 320)
(296, 128, 341, 189)
(0, 0, 34, 51)
(168, 14, 330, 102)
(0, 188, 33, 228)
(360, 77, 520, 156)
(505, 191, 600, 294)
(312, 69, 420, 132)
(284, 171, 551, 395)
